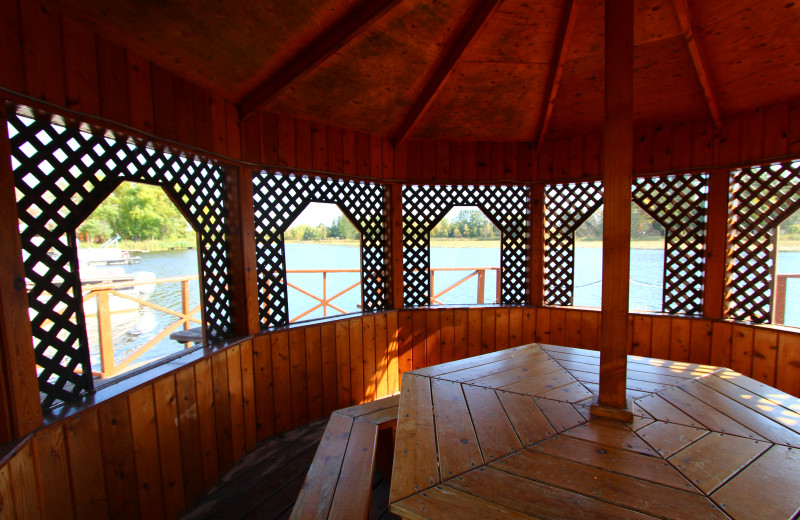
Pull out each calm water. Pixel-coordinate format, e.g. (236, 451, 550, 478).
(85, 244, 800, 374)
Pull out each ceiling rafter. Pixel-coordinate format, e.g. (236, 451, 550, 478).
(535, 0, 578, 149)
(672, 0, 723, 130)
(392, 0, 503, 148)
(238, 0, 403, 120)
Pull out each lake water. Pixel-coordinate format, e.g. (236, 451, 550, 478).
(85, 244, 800, 374)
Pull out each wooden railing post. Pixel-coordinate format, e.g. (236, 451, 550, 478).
(182, 279, 191, 347)
(323, 271, 328, 317)
(495, 268, 501, 304)
(96, 291, 115, 376)
(430, 270, 436, 305)
(774, 274, 787, 324)
(477, 270, 485, 304)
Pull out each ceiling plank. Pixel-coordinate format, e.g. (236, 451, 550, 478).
(238, 0, 402, 120)
(536, 0, 578, 149)
(672, 0, 723, 130)
(392, 0, 503, 148)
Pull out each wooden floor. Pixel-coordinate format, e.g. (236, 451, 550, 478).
(182, 417, 399, 520)
(390, 344, 800, 520)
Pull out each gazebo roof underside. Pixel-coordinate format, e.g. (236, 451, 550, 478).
(42, 0, 800, 143)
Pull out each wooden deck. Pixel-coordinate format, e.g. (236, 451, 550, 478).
(389, 343, 800, 520)
(182, 417, 400, 520)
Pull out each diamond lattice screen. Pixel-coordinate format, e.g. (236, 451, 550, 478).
(543, 181, 604, 306)
(401, 184, 529, 307)
(7, 107, 234, 410)
(251, 171, 388, 328)
(632, 173, 708, 315)
(727, 160, 800, 323)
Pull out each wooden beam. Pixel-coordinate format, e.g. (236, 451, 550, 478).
(595, 0, 634, 415)
(536, 0, 579, 149)
(393, 0, 502, 148)
(672, 0, 723, 130)
(528, 183, 545, 306)
(225, 166, 261, 335)
(0, 107, 43, 440)
(238, 0, 402, 120)
(389, 183, 404, 309)
(703, 168, 729, 320)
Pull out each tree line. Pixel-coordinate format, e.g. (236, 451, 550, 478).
(285, 215, 360, 242)
(78, 183, 193, 243)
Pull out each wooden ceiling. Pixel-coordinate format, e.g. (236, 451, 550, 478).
(44, 0, 800, 143)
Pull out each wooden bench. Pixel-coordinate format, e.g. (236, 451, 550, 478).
(290, 394, 400, 520)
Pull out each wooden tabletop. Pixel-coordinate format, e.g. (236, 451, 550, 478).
(388, 343, 800, 520)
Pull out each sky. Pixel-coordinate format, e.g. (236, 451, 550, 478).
(291, 203, 479, 227)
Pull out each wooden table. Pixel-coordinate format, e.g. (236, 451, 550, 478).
(388, 343, 800, 520)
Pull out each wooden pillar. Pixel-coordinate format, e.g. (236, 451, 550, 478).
(703, 168, 729, 320)
(593, 0, 634, 419)
(0, 107, 43, 441)
(528, 183, 545, 306)
(225, 166, 261, 335)
(388, 183, 404, 309)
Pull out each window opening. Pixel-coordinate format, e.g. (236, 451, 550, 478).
(252, 172, 387, 329)
(573, 206, 603, 308)
(284, 202, 362, 322)
(629, 203, 665, 312)
(77, 182, 202, 379)
(429, 206, 501, 305)
(401, 184, 529, 307)
(727, 161, 800, 323)
(774, 210, 800, 327)
(8, 107, 233, 410)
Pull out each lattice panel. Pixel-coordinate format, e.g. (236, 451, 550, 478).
(252, 171, 387, 328)
(8, 108, 234, 410)
(544, 182, 603, 306)
(401, 184, 529, 306)
(727, 160, 800, 323)
(632, 173, 708, 315)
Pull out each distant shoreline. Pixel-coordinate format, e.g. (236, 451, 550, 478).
(285, 238, 800, 252)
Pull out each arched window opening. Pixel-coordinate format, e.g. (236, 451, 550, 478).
(77, 182, 202, 379)
(629, 203, 666, 312)
(429, 206, 501, 305)
(284, 202, 362, 322)
(573, 206, 603, 308)
(775, 210, 800, 327)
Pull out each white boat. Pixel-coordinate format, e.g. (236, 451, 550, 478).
(78, 235, 141, 266)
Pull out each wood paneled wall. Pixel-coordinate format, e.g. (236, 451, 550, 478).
(0, 0, 241, 160)
(1, 308, 798, 520)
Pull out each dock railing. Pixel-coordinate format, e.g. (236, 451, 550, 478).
(83, 267, 501, 378)
(774, 273, 799, 324)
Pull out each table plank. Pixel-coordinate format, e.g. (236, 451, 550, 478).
(438, 348, 547, 383)
(446, 467, 659, 520)
(658, 387, 766, 440)
(463, 386, 522, 461)
(431, 379, 483, 479)
(534, 435, 697, 493)
(537, 380, 594, 402)
(467, 359, 562, 389)
(390, 374, 440, 503)
(494, 450, 729, 520)
(637, 421, 708, 458)
(411, 344, 537, 378)
(534, 398, 585, 432)
(562, 419, 659, 457)
(635, 394, 705, 428)
(392, 485, 533, 520)
(495, 391, 555, 446)
(670, 431, 770, 495)
(679, 379, 800, 447)
(712, 445, 800, 520)
(502, 368, 579, 397)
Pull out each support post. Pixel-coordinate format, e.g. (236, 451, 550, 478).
(528, 183, 545, 307)
(593, 0, 635, 420)
(97, 291, 114, 376)
(225, 166, 261, 336)
(477, 270, 485, 304)
(703, 168, 729, 320)
(388, 183, 404, 309)
(0, 107, 43, 441)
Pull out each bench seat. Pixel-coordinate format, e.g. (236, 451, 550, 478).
(290, 394, 400, 520)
